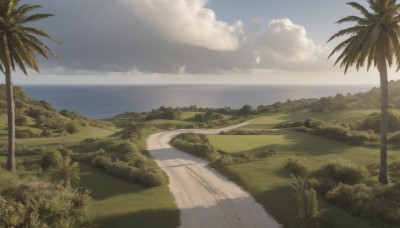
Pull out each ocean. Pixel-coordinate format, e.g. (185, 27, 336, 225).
(22, 84, 375, 119)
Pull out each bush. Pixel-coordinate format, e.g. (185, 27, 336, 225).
(286, 158, 308, 177)
(15, 129, 39, 138)
(389, 131, 400, 145)
(291, 175, 320, 228)
(326, 183, 400, 223)
(40, 150, 63, 170)
(171, 133, 221, 162)
(304, 118, 325, 129)
(361, 111, 400, 133)
(91, 155, 168, 187)
(312, 160, 368, 185)
(65, 121, 82, 134)
(15, 115, 27, 126)
(0, 169, 92, 227)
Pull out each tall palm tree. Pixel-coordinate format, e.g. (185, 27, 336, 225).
(328, 0, 400, 184)
(0, 0, 59, 172)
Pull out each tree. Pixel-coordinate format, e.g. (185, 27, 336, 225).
(328, 0, 400, 184)
(0, 0, 59, 172)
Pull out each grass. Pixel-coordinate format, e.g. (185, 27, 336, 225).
(242, 110, 380, 130)
(179, 111, 202, 121)
(146, 119, 194, 130)
(79, 163, 179, 228)
(7, 127, 116, 147)
(208, 114, 399, 228)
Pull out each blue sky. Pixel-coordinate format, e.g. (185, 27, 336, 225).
(0, 0, 388, 85)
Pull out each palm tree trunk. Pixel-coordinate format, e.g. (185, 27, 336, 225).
(378, 61, 389, 184)
(5, 64, 15, 173)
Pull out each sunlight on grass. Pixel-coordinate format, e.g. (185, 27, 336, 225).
(79, 163, 179, 228)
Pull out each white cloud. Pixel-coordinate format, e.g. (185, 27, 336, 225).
(256, 18, 330, 62)
(31, 0, 332, 76)
(127, 0, 243, 51)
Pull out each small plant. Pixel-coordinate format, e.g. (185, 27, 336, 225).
(286, 158, 308, 177)
(291, 175, 320, 228)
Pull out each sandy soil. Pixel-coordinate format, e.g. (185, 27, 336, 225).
(147, 121, 281, 228)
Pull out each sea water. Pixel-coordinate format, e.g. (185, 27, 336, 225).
(22, 84, 374, 119)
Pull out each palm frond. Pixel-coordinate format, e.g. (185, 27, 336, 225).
(0, 0, 59, 74)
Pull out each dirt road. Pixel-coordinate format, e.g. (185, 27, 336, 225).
(147, 121, 281, 228)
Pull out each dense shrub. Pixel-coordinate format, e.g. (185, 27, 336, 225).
(312, 160, 368, 185)
(91, 155, 168, 187)
(0, 169, 92, 227)
(326, 183, 400, 223)
(146, 106, 181, 120)
(304, 118, 325, 129)
(291, 175, 320, 228)
(65, 121, 82, 134)
(388, 131, 400, 145)
(60, 109, 79, 119)
(15, 128, 39, 138)
(40, 149, 63, 170)
(15, 115, 27, 126)
(121, 123, 145, 140)
(171, 133, 221, 162)
(301, 118, 378, 145)
(286, 158, 308, 177)
(361, 111, 400, 133)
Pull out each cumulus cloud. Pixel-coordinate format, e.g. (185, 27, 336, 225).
(128, 0, 243, 51)
(257, 18, 330, 63)
(30, 1, 330, 75)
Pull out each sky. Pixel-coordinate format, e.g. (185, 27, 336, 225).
(0, 0, 396, 85)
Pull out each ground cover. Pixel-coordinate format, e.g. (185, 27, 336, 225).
(207, 114, 399, 227)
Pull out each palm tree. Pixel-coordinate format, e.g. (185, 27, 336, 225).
(328, 0, 400, 184)
(0, 0, 59, 172)
(48, 156, 80, 189)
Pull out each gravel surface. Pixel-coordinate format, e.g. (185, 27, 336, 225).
(147, 121, 281, 228)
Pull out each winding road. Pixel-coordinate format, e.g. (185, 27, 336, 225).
(147, 121, 281, 228)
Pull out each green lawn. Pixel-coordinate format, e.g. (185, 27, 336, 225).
(208, 115, 398, 228)
(242, 110, 379, 130)
(179, 111, 202, 121)
(79, 163, 179, 228)
(146, 119, 194, 130)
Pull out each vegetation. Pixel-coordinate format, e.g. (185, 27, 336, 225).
(207, 115, 399, 227)
(0, 169, 92, 227)
(170, 133, 221, 162)
(0, 0, 59, 172)
(291, 175, 320, 228)
(328, 0, 400, 184)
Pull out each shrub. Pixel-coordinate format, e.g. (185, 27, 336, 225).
(389, 131, 400, 145)
(347, 131, 378, 145)
(218, 155, 234, 165)
(171, 133, 221, 162)
(65, 121, 82, 134)
(304, 118, 325, 129)
(286, 158, 308, 177)
(325, 183, 400, 223)
(0, 169, 92, 227)
(91, 155, 168, 187)
(312, 160, 368, 185)
(15, 115, 27, 126)
(291, 175, 320, 228)
(40, 150, 63, 170)
(361, 111, 400, 133)
(15, 129, 39, 138)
